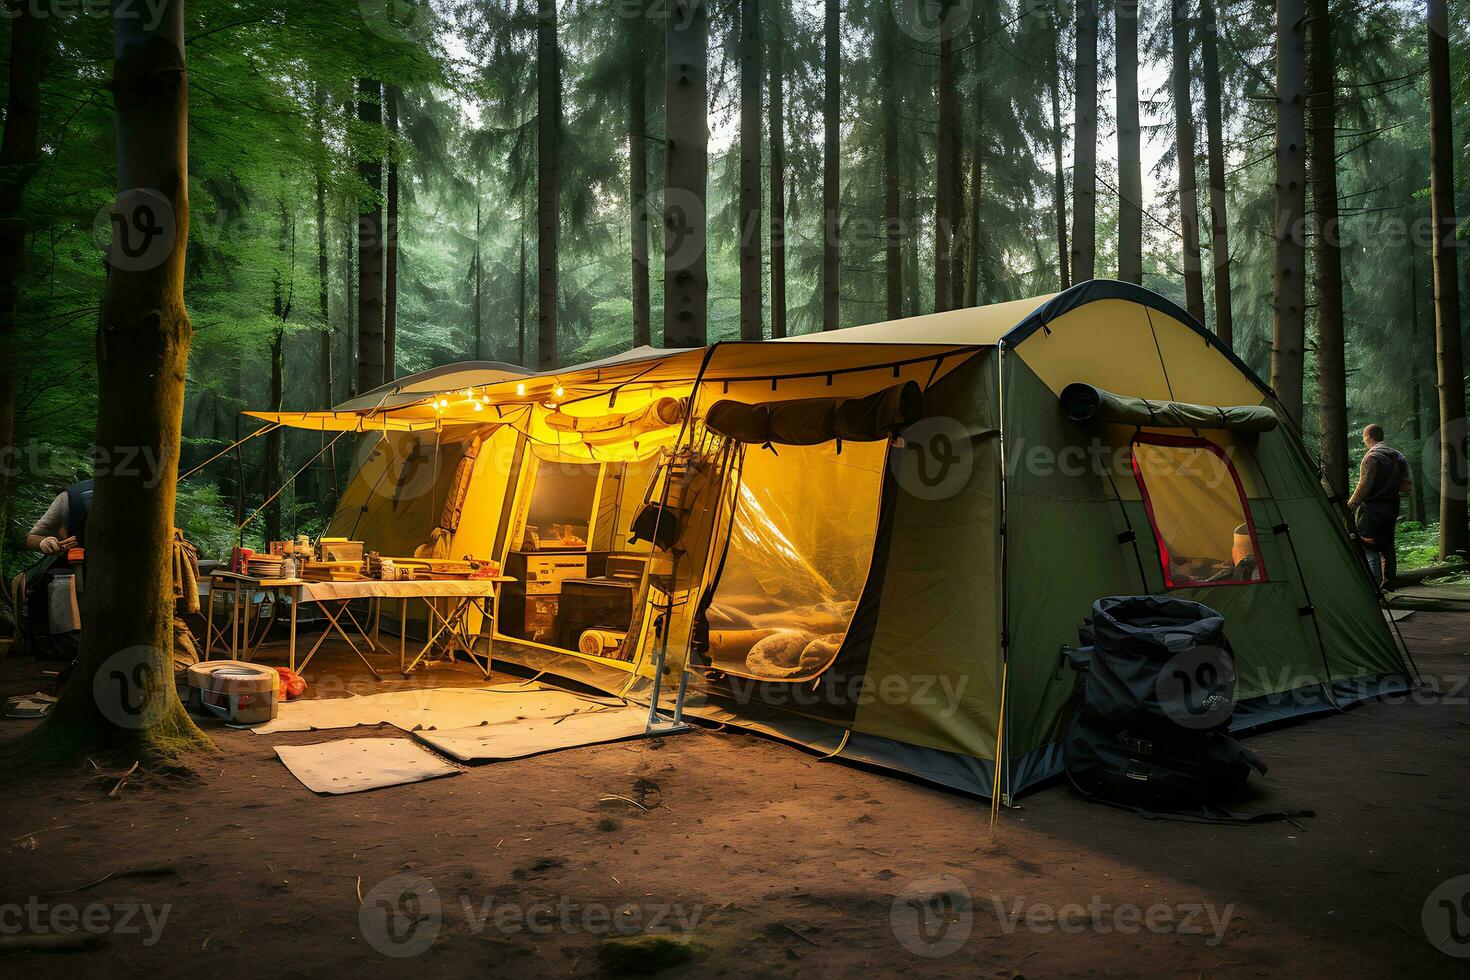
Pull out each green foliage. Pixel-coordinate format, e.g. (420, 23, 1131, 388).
(2, 0, 1468, 565)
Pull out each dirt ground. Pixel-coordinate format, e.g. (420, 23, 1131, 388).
(2, 610, 1468, 979)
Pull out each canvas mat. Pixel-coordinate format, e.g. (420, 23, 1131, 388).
(274, 738, 460, 794)
(251, 685, 619, 735)
(416, 707, 652, 762)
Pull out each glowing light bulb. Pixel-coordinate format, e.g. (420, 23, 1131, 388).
(516, 383, 526, 397)
(473, 402, 484, 412)
(554, 385, 565, 399)
(481, 394, 491, 404)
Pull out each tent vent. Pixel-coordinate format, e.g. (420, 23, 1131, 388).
(1298, 606, 1315, 617)
(1116, 530, 1136, 544)
(1273, 523, 1290, 535)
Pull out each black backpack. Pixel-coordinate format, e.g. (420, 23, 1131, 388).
(1059, 596, 1308, 823)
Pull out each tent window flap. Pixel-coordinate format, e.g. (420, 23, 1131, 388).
(1130, 434, 1267, 589)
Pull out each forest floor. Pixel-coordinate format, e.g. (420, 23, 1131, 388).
(1, 613, 1469, 979)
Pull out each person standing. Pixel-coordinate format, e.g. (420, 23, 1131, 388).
(25, 478, 93, 556)
(1345, 425, 1411, 588)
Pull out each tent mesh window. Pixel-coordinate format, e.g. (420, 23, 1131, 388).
(703, 440, 886, 681)
(1129, 433, 1268, 590)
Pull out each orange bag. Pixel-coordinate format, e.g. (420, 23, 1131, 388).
(275, 667, 307, 700)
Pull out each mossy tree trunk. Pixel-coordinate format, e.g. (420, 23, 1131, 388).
(32, 0, 210, 765)
(1270, 0, 1307, 424)
(0, 8, 48, 578)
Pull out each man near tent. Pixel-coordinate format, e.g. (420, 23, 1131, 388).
(1345, 425, 1411, 589)
(25, 478, 93, 555)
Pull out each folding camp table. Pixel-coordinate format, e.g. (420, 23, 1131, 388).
(204, 572, 512, 680)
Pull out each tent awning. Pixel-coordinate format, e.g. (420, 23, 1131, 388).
(1059, 383, 1278, 433)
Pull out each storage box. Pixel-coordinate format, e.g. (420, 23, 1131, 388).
(319, 539, 364, 562)
(185, 661, 280, 725)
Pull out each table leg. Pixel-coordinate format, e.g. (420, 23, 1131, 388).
(241, 587, 252, 664)
(228, 583, 238, 660)
(289, 585, 299, 673)
(206, 582, 216, 660)
(399, 598, 408, 674)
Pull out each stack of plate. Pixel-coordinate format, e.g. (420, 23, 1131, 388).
(247, 554, 284, 578)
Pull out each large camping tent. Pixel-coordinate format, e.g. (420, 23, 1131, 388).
(248, 280, 1412, 800)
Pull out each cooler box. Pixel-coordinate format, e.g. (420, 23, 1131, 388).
(186, 661, 280, 724)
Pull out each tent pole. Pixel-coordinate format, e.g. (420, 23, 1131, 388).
(992, 341, 1014, 824)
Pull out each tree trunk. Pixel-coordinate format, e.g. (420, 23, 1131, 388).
(880, 8, 901, 321)
(1116, 0, 1143, 285)
(664, 0, 708, 348)
(345, 213, 356, 396)
(1071, 0, 1097, 284)
(474, 190, 483, 358)
(1410, 257, 1426, 522)
(1429, 0, 1467, 557)
(1270, 0, 1307, 423)
(355, 78, 384, 394)
(965, 140, 983, 308)
(1200, 0, 1233, 346)
(0, 8, 47, 570)
(312, 85, 333, 505)
(905, 178, 920, 316)
(264, 319, 284, 543)
(1172, 0, 1205, 323)
(1049, 9, 1070, 291)
(739, 0, 762, 340)
(384, 85, 399, 381)
(935, 9, 955, 313)
(517, 218, 528, 365)
(768, 0, 787, 338)
(35, 0, 209, 762)
(1308, 0, 1346, 497)
(627, 21, 651, 348)
(537, 0, 559, 369)
(821, 0, 840, 329)
(265, 205, 292, 544)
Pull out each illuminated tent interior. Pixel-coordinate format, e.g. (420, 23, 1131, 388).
(246, 280, 1413, 801)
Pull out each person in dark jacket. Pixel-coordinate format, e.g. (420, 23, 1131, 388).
(1345, 425, 1411, 588)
